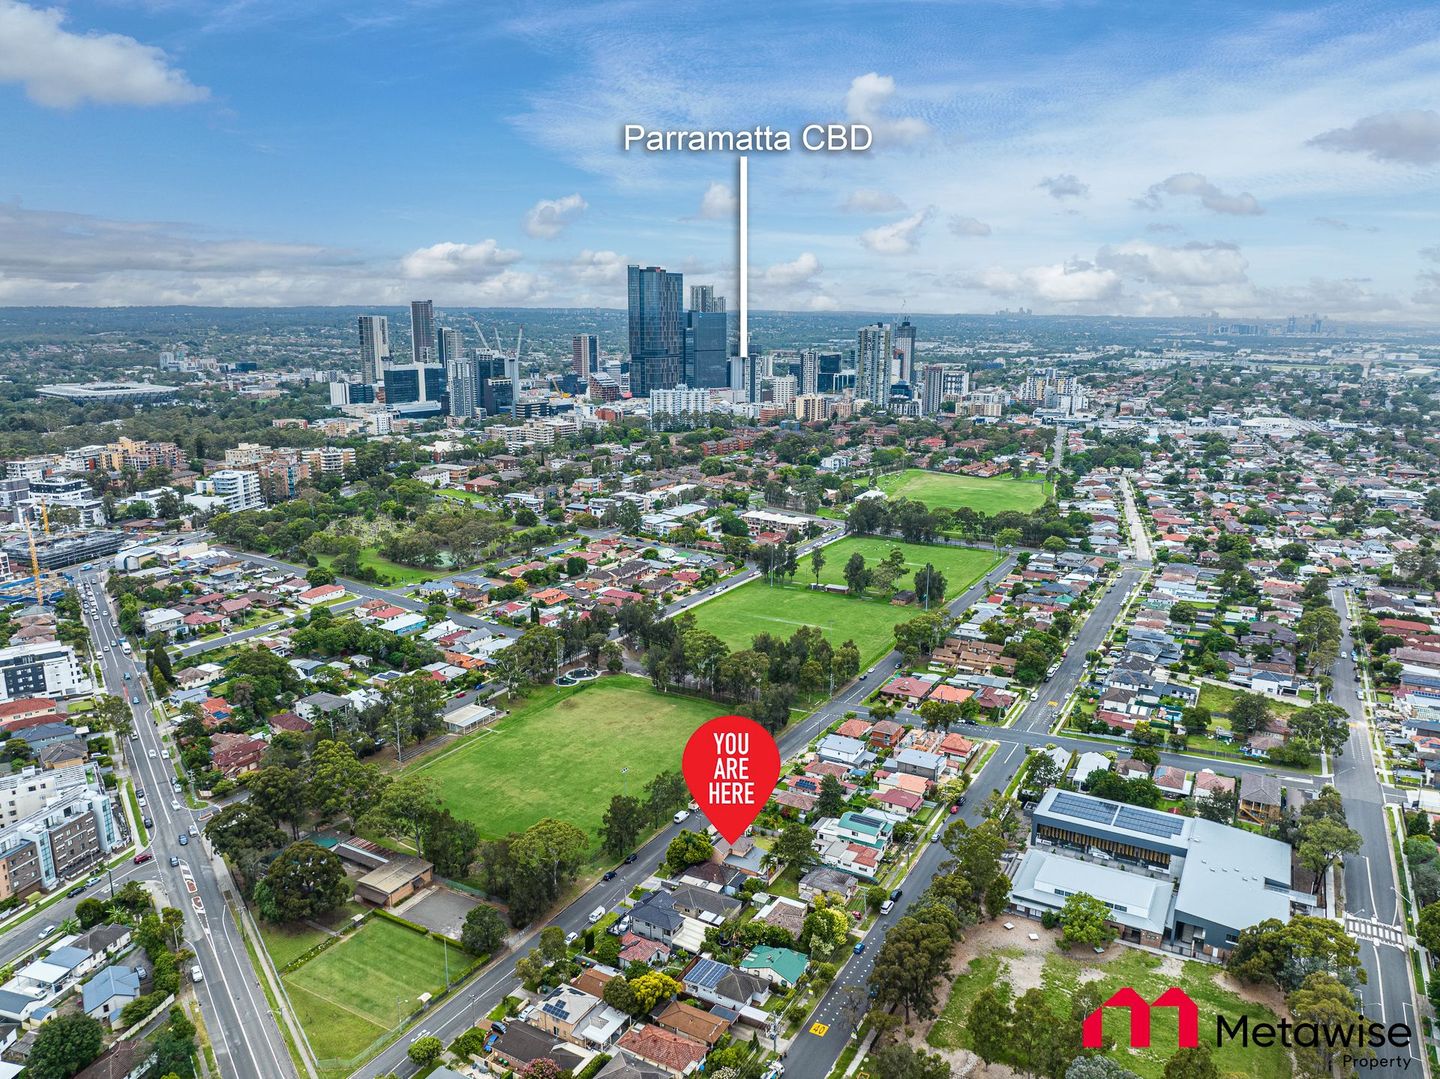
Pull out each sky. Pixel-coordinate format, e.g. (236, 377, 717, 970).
(1, 0, 1439, 320)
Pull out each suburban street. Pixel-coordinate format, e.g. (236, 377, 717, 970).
(77, 570, 297, 1079)
(1330, 585, 1422, 1067)
(174, 527, 1418, 1079)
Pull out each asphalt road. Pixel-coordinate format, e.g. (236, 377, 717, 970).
(77, 571, 296, 1079)
(1330, 586, 1423, 1064)
(353, 554, 1016, 1079)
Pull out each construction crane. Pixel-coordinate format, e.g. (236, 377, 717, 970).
(38, 500, 49, 536)
(513, 325, 524, 370)
(468, 318, 492, 352)
(20, 517, 42, 606)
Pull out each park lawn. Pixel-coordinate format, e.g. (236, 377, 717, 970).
(283, 917, 452, 1067)
(408, 679, 717, 848)
(1198, 683, 1304, 720)
(315, 548, 454, 587)
(694, 538, 998, 666)
(877, 469, 1050, 515)
(929, 947, 1290, 1079)
(259, 901, 367, 970)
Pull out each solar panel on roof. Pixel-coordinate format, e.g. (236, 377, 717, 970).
(1114, 805, 1184, 837)
(688, 957, 728, 986)
(1051, 792, 1119, 825)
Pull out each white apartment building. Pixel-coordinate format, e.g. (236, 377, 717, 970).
(191, 469, 264, 512)
(649, 385, 711, 422)
(0, 641, 88, 702)
(794, 394, 832, 422)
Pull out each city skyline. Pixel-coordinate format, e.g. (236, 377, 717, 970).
(0, 1, 1438, 320)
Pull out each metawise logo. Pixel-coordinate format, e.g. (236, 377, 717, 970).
(1082, 988, 1198, 1048)
(1083, 986, 1417, 1070)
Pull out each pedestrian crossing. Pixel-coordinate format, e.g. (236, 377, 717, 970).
(1345, 915, 1407, 949)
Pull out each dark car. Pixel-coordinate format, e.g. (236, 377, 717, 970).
(178, 834, 189, 846)
(889, 888, 902, 902)
(169, 855, 180, 867)
(66, 883, 86, 898)
(623, 853, 638, 864)
(602, 871, 617, 881)
(143, 817, 153, 828)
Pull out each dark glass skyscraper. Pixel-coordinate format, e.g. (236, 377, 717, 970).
(683, 311, 728, 389)
(627, 265, 682, 398)
(410, 300, 436, 363)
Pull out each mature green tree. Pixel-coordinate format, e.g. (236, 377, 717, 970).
(90, 694, 133, 737)
(870, 1043, 952, 1079)
(362, 772, 442, 855)
(149, 1006, 198, 1079)
(1286, 973, 1368, 1078)
(423, 808, 481, 878)
(1228, 692, 1271, 739)
(967, 984, 1014, 1065)
(1297, 816, 1362, 879)
(509, 818, 589, 918)
(307, 739, 388, 828)
(1417, 903, 1440, 954)
(816, 774, 847, 817)
(26, 1013, 104, 1079)
(1065, 1059, 1139, 1079)
(75, 897, 106, 929)
(643, 770, 688, 825)
(205, 802, 287, 891)
(1058, 891, 1115, 950)
(245, 766, 307, 841)
(462, 904, 507, 956)
(867, 906, 959, 1021)
(664, 830, 714, 876)
(913, 564, 947, 608)
(1161, 1045, 1219, 1079)
(843, 552, 870, 595)
(1227, 915, 1362, 991)
(810, 549, 826, 585)
(770, 820, 817, 871)
(387, 670, 447, 748)
(264, 842, 349, 922)
(801, 904, 851, 963)
(408, 1036, 442, 1067)
(600, 794, 645, 856)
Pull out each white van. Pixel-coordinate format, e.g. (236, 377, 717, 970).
(191, 965, 203, 983)
(672, 809, 689, 824)
(588, 906, 606, 924)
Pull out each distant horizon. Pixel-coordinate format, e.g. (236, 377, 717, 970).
(0, 303, 1433, 329)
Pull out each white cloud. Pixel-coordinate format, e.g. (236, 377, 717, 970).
(972, 260, 1121, 304)
(1308, 110, 1440, 165)
(842, 188, 907, 214)
(1097, 240, 1249, 286)
(400, 239, 522, 280)
(860, 208, 932, 255)
(0, 0, 207, 108)
(566, 248, 626, 286)
(695, 182, 737, 220)
(948, 215, 992, 237)
(761, 252, 822, 288)
(844, 72, 930, 146)
(1135, 173, 1263, 215)
(522, 193, 587, 238)
(1038, 174, 1089, 200)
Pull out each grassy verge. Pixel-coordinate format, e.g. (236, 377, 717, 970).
(125, 779, 148, 847)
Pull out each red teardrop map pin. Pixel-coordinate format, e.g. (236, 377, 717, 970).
(682, 715, 782, 844)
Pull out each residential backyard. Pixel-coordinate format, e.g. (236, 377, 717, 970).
(876, 469, 1051, 514)
(692, 537, 999, 665)
(924, 924, 1291, 1079)
(407, 678, 717, 848)
(280, 916, 454, 1074)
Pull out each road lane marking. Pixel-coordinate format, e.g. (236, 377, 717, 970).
(809, 1022, 829, 1037)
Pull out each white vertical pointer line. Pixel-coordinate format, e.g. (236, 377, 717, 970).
(738, 154, 749, 360)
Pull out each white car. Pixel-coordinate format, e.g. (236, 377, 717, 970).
(148, 750, 156, 758)
(171, 800, 181, 811)
(672, 809, 689, 824)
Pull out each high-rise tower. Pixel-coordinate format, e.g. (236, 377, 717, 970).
(409, 300, 436, 364)
(357, 315, 390, 384)
(627, 265, 683, 398)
